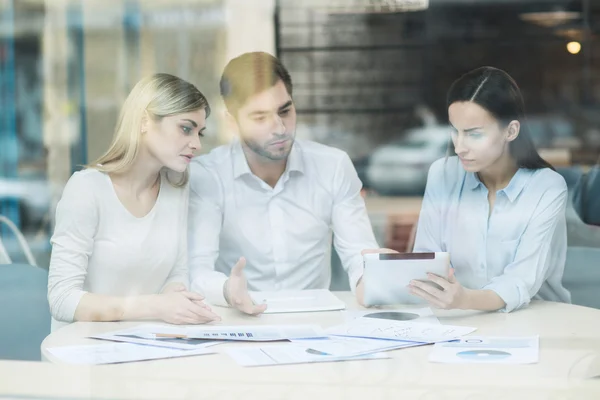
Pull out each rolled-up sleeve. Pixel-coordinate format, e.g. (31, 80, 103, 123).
(47, 173, 98, 322)
(188, 161, 228, 306)
(331, 153, 379, 293)
(484, 184, 568, 312)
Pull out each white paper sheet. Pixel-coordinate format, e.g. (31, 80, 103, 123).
(225, 344, 389, 367)
(249, 289, 346, 313)
(429, 336, 539, 364)
(291, 336, 424, 357)
(327, 318, 476, 343)
(48, 342, 215, 365)
(91, 324, 219, 350)
(94, 324, 326, 346)
(179, 324, 326, 341)
(343, 307, 440, 325)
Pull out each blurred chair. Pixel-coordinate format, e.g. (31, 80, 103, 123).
(0, 263, 50, 360)
(385, 214, 420, 252)
(565, 166, 600, 248)
(565, 190, 600, 248)
(563, 247, 600, 309)
(556, 166, 583, 190)
(572, 165, 600, 226)
(0, 215, 37, 266)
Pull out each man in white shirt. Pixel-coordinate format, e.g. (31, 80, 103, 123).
(188, 52, 379, 314)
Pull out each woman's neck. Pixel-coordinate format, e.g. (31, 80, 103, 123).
(478, 155, 519, 193)
(109, 149, 162, 197)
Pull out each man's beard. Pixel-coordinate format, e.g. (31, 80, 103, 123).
(243, 135, 294, 161)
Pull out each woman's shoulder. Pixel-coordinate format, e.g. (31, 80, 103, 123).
(57, 169, 108, 211)
(427, 156, 465, 184)
(64, 168, 107, 193)
(529, 167, 567, 193)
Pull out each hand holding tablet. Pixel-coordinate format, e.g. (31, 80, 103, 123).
(362, 252, 451, 306)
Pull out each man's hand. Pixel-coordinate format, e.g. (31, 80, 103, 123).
(356, 248, 400, 306)
(360, 248, 399, 257)
(224, 257, 267, 315)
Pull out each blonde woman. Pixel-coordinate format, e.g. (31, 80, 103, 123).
(48, 73, 220, 331)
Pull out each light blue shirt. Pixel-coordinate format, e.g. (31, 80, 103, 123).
(413, 156, 571, 312)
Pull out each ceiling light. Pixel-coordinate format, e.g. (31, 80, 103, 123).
(567, 41, 581, 54)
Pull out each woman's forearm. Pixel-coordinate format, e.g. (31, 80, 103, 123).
(73, 292, 160, 322)
(463, 288, 506, 311)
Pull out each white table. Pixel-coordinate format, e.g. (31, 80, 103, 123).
(4, 292, 600, 399)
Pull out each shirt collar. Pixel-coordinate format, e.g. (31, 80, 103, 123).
(286, 141, 304, 175)
(232, 140, 252, 179)
(232, 139, 304, 180)
(466, 168, 530, 203)
(500, 168, 530, 202)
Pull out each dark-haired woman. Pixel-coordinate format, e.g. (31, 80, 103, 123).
(408, 66, 571, 312)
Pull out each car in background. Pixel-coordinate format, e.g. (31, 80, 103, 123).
(365, 115, 581, 196)
(0, 175, 50, 233)
(527, 116, 580, 149)
(365, 125, 451, 196)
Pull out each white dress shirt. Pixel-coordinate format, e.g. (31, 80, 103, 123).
(188, 139, 378, 306)
(48, 169, 189, 331)
(413, 156, 571, 312)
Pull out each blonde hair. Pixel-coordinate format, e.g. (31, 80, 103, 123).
(87, 73, 210, 187)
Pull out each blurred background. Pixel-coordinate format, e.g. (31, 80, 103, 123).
(1, 0, 600, 270)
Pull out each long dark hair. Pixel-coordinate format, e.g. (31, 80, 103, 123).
(446, 66, 554, 171)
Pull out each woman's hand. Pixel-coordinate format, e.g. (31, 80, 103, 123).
(153, 291, 221, 324)
(161, 282, 187, 294)
(408, 269, 469, 310)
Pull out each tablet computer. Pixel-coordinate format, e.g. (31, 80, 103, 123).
(362, 252, 450, 306)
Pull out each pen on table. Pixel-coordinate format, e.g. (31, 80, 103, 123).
(154, 333, 189, 339)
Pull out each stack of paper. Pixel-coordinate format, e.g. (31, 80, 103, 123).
(249, 289, 346, 313)
(48, 342, 216, 365)
(91, 324, 326, 347)
(182, 324, 326, 341)
(91, 325, 218, 350)
(429, 336, 539, 364)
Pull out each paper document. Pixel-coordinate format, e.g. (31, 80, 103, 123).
(225, 344, 389, 367)
(48, 342, 215, 365)
(343, 307, 440, 325)
(249, 289, 346, 313)
(291, 336, 424, 357)
(328, 318, 476, 343)
(91, 324, 219, 350)
(180, 324, 326, 341)
(429, 336, 539, 364)
(95, 324, 326, 344)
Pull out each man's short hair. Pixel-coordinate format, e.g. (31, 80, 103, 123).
(220, 52, 293, 114)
